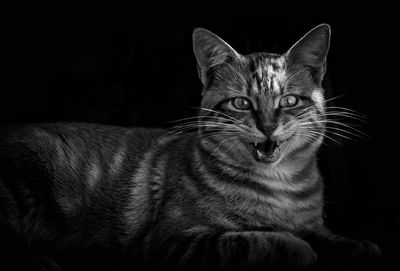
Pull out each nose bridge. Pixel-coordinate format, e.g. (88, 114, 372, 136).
(256, 99, 278, 138)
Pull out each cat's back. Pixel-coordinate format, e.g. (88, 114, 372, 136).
(0, 122, 169, 192)
(0, 122, 165, 170)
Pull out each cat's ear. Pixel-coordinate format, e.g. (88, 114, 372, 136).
(193, 28, 242, 85)
(286, 24, 331, 83)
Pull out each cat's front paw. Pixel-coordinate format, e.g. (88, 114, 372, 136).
(312, 236, 381, 270)
(270, 232, 318, 270)
(336, 239, 382, 271)
(351, 239, 381, 258)
(334, 238, 381, 259)
(219, 231, 317, 271)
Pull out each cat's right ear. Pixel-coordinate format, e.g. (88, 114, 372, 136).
(193, 28, 242, 85)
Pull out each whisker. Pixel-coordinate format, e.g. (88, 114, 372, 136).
(192, 107, 241, 123)
(301, 133, 330, 147)
(324, 112, 362, 120)
(324, 108, 367, 116)
(324, 131, 355, 141)
(293, 127, 340, 146)
(199, 131, 243, 140)
(170, 122, 252, 133)
(309, 120, 368, 136)
(167, 118, 257, 138)
(170, 119, 240, 127)
(297, 121, 368, 139)
(300, 129, 342, 145)
(324, 127, 367, 139)
(169, 126, 239, 136)
(297, 110, 366, 125)
(212, 136, 237, 156)
(167, 115, 240, 124)
(319, 112, 368, 122)
(295, 108, 316, 119)
(324, 106, 366, 115)
(297, 123, 356, 142)
(324, 93, 347, 104)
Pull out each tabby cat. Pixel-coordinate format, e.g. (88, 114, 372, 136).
(0, 24, 380, 270)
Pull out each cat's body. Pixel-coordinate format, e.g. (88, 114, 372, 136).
(0, 122, 321, 243)
(0, 25, 380, 270)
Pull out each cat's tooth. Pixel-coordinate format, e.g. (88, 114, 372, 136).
(256, 149, 264, 159)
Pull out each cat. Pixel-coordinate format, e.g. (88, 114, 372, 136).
(0, 24, 381, 270)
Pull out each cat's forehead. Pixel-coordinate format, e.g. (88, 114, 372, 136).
(246, 53, 287, 96)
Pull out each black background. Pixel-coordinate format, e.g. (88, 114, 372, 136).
(3, 7, 399, 270)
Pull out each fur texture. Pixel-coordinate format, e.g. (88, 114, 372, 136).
(0, 25, 380, 270)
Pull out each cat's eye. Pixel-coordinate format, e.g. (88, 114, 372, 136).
(231, 97, 252, 111)
(279, 95, 299, 108)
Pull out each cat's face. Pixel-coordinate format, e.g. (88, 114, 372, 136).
(193, 25, 330, 167)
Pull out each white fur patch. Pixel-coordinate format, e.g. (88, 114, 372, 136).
(311, 89, 325, 110)
(265, 58, 287, 95)
(87, 159, 101, 189)
(271, 56, 285, 67)
(109, 146, 127, 177)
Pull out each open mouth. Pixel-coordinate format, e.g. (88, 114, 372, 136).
(251, 138, 291, 163)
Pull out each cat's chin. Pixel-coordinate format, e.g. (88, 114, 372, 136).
(251, 138, 291, 164)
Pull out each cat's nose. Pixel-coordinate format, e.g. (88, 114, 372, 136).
(259, 124, 278, 139)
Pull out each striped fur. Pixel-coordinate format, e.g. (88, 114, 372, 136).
(0, 25, 380, 270)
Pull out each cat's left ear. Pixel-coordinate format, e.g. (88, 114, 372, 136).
(286, 24, 331, 84)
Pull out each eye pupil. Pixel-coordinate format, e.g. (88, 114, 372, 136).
(280, 95, 298, 108)
(233, 97, 251, 110)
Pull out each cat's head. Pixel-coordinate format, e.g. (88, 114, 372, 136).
(192, 24, 330, 168)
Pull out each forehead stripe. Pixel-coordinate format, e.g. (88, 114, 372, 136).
(249, 55, 287, 96)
